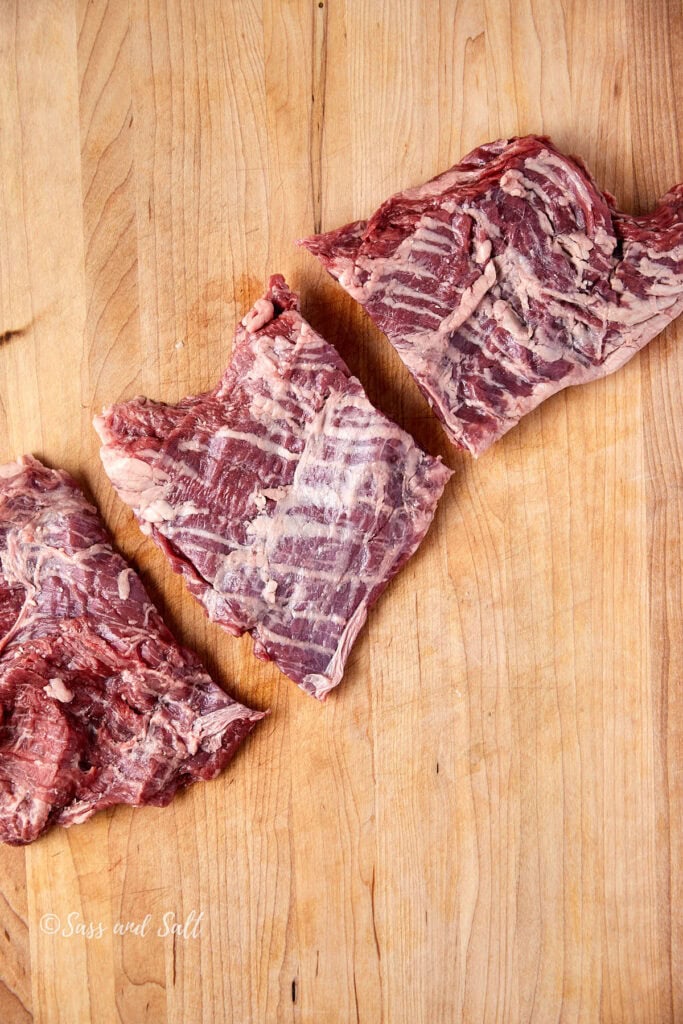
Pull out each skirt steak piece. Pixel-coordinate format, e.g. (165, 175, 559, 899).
(95, 275, 451, 700)
(0, 456, 264, 846)
(299, 135, 683, 455)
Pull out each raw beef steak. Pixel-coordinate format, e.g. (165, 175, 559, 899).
(95, 275, 451, 700)
(0, 456, 264, 846)
(299, 135, 683, 456)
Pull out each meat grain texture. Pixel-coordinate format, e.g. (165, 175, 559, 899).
(95, 276, 452, 699)
(300, 134, 683, 455)
(0, 456, 264, 846)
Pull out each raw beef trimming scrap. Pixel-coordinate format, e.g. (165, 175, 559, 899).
(300, 134, 683, 456)
(95, 275, 451, 700)
(0, 456, 264, 846)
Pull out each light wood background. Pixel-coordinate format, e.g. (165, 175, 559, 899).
(0, 1, 681, 1021)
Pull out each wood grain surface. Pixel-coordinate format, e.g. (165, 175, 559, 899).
(0, 1, 681, 1021)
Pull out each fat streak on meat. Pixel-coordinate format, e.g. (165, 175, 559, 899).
(0, 456, 264, 846)
(299, 135, 683, 456)
(95, 275, 451, 700)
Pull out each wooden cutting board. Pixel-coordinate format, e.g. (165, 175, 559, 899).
(0, 1, 681, 1021)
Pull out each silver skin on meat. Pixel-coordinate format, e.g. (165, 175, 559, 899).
(95, 276, 452, 699)
(300, 135, 683, 456)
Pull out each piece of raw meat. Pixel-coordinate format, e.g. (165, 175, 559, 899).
(0, 456, 264, 846)
(299, 134, 683, 456)
(95, 275, 451, 700)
